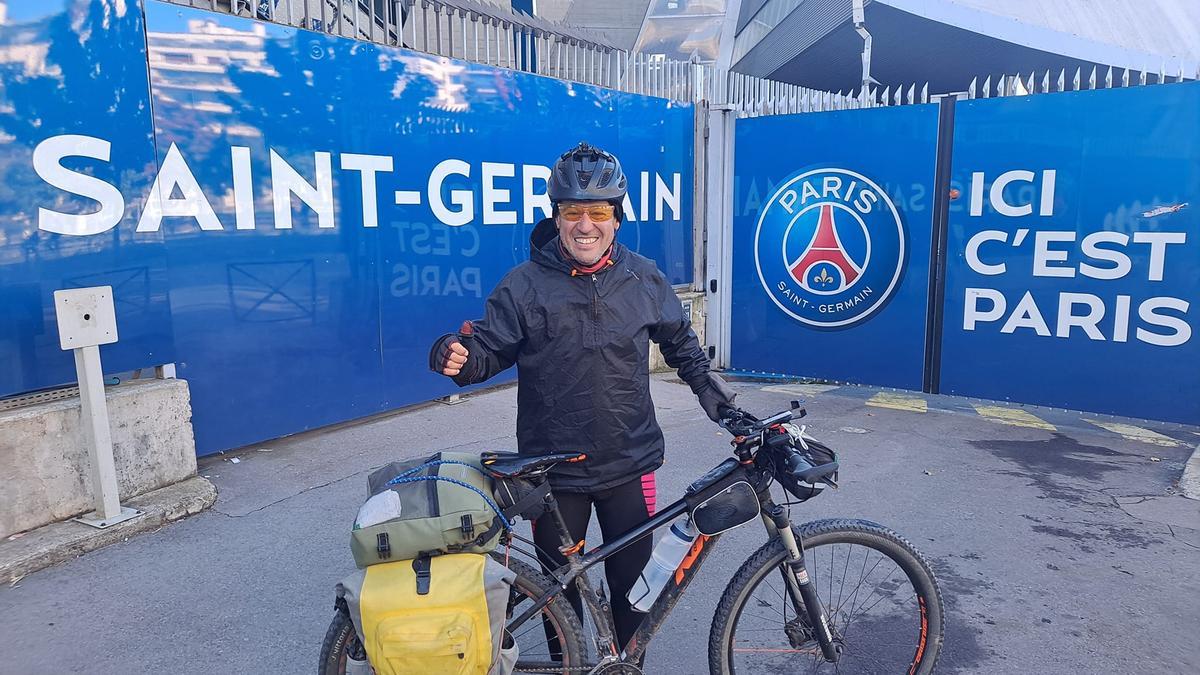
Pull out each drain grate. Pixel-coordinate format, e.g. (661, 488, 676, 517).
(0, 386, 81, 413)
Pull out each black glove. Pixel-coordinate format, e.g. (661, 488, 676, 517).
(428, 333, 460, 373)
(428, 321, 478, 380)
(694, 372, 737, 423)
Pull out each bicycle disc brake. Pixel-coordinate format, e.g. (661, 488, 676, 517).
(784, 616, 814, 648)
(785, 616, 845, 657)
(588, 662, 643, 675)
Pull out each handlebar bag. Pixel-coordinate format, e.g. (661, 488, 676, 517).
(780, 437, 839, 503)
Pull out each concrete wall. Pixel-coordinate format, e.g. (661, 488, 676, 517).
(0, 379, 198, 539)
(650, 289, 707, 374)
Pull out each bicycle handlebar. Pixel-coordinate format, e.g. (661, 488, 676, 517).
(717, 400, 804, 437)
(719, 401, 839, 490)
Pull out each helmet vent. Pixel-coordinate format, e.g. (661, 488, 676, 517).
(547, 142, 627, 203)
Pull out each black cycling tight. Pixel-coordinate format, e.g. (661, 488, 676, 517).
(533, 472, 657, 653)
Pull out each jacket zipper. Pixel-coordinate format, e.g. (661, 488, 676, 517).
(591, 273, 600, 319)
(590, 273, 601, 347)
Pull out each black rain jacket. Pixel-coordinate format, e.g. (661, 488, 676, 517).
(450, 219, 711, 492)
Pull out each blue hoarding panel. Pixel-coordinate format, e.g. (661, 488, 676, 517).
(140, 4, 692, 453)
(730, 105, 939, 390)
(0, 1, 693, 454)
(941, 83, 1200, 424)
(143, 8, 393, 452)
(0, 0, 174, 395)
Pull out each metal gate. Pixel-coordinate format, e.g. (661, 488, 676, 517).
(712, 67, 1200, 424)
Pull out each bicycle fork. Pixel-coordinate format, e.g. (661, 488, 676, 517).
(764, 502, 841, 662)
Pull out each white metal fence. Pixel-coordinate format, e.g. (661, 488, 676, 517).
(171, 0, 846, 107)
(167, 2, 1199, 112)
(966, 64, 1198, 99)
(174, 0, 701, 99)
(721, 61, 1200, 118)
(722, 61, 1200, 118)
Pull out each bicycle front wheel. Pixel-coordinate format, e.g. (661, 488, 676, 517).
(710, 519, 944, 675)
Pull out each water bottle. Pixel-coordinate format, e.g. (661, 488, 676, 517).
(627, 515, 699, 612)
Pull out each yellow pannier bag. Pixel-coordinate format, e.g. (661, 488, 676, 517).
(337, 553, 517, 675)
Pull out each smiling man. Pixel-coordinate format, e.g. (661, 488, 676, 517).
(429, 142, 736, 655)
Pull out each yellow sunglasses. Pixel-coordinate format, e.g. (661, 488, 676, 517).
(559, 203, 616, 222)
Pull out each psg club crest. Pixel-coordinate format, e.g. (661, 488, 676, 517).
(753, 168, 906, 328)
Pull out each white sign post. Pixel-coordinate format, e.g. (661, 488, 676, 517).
(53, 286, 142, 528)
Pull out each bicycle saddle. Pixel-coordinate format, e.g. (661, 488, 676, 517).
(480, 451, 587, 478)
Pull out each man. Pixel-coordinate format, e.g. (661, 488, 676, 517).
(429, 141, 735, 652)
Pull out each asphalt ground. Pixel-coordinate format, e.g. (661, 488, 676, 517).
(2, 375, 1197, 674)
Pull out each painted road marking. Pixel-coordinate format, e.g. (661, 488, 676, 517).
(866, 393, 928, 413)
(1085, 420, 1181, 447)
(972, 405, 1056, 431)
(762, 384, 841, 397)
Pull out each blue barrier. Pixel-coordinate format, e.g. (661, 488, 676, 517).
(941, 83, 1200, 424)
(0, 0, 175, 396)
(729, 106, 940, 390)
(0, 1, 695, 454)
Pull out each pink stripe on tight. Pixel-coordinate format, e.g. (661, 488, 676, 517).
(640, 472, 657, 516)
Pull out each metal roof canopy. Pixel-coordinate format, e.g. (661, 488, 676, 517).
(735, 0, 1197, 94)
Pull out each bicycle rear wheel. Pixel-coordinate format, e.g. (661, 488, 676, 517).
(500, 554, 589, 674)
(710, 519, 944, 675)
(317, 610, 367, 675)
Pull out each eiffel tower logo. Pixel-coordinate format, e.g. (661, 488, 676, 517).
(789, 204, 862, 292)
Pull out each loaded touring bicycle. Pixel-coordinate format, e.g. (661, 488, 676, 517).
(320, 402, 945, 674)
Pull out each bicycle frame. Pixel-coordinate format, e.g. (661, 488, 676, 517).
(505, 490, 721, 663)
(505, 462, 840, 666)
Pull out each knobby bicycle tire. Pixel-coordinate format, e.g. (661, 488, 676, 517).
(709, 518, 945, 675)
(318, 610, 363, 675)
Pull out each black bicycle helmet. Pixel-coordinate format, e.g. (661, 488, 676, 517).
(547, 142, 628, 203)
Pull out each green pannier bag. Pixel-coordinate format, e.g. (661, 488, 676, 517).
(351, 452, 508, 568)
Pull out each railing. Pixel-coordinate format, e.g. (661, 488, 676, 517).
(965, 64, 1198, 99)
(173, 0, 704, 99)
(171, 0, 841, 106)
(719, 61, 1200, 118)
(166, 3, 1199, 113)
